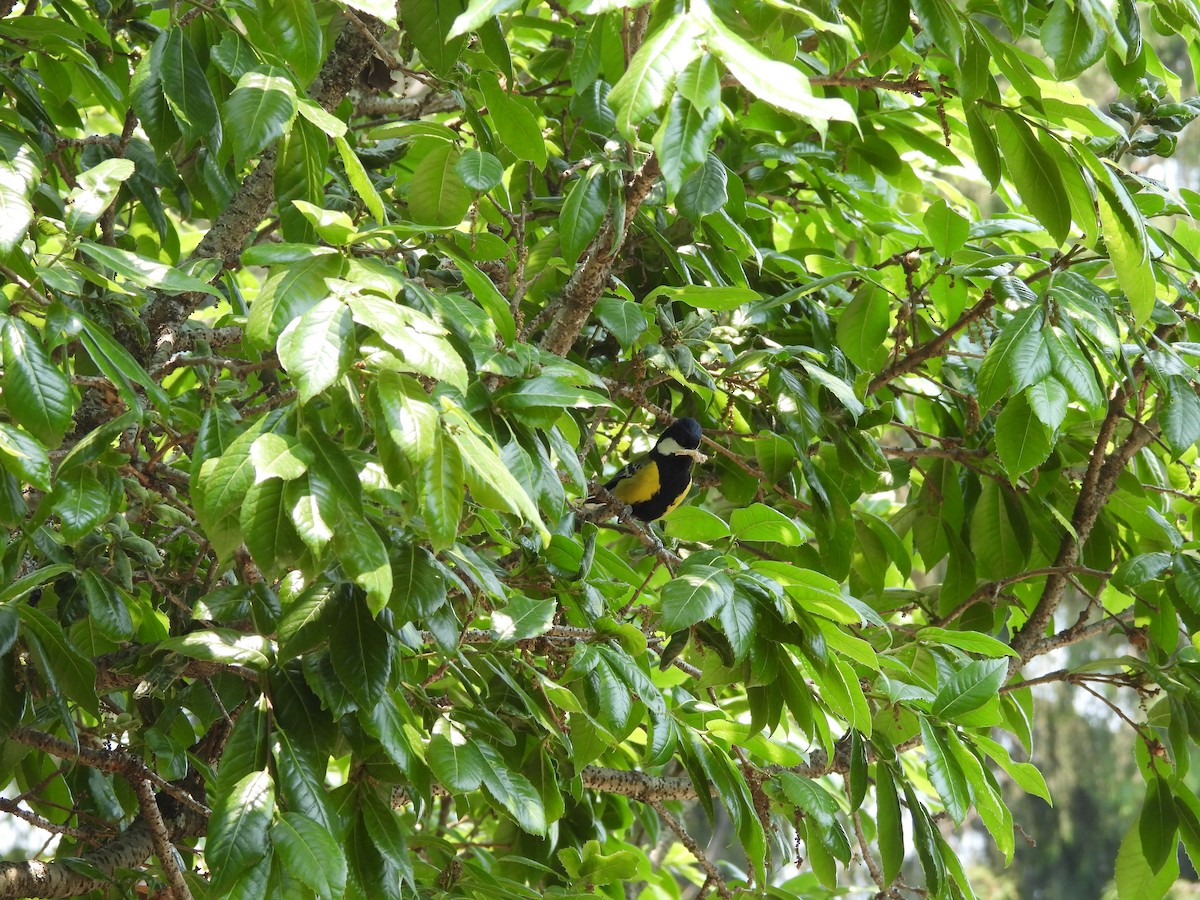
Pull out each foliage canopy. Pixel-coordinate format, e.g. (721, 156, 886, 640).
(2, 0, 1200, 897)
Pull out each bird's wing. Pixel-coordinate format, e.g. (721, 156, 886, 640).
(606, 457, 661, 505)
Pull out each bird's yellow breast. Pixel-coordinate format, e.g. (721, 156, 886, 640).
(611, 461, 660, 504)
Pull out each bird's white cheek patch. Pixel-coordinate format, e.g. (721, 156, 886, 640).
(658, 436, 706, 463)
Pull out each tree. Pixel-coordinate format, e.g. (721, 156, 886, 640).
(0, 0, 1199, 896)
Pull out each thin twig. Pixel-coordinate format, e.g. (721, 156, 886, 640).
(127, 778, 193, 900)
(650, 799, 733, 900)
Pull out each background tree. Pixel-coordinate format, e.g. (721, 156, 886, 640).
(0, 0, 1199, 898)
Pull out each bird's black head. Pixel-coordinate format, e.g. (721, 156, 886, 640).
(655, 417, 703, 455)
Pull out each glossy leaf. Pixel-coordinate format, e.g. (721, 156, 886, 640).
(1, 316, 73, 445)
(224, 68, 297, 163)
(207, 770, 276, 891)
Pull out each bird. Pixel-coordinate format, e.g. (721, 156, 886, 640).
(585, 418, 707, 522)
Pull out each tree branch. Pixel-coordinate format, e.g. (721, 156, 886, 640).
(539, 155, 661, 356)
(142, 12, 388, 364)
(650, 799, 733, 900)
(0, 810, 205, 899)
(10, 728, 209, 818)
(127, 777, 193, 900)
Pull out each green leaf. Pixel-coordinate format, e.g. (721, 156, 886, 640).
(348, 294, 469, 390)
(1097, 179, 1155, 324)
(778, 773, 851, 864)
(995, 393, 1052, 481)
(1162, 377, 1200, 454)
(703, 14, 854, 136)
(65, 158, 135, 233)
(408, 142, 472, 226)
(994, 110, 1070, 245)
(241, 477, 304, 576)
(0, 165, 34, 253)
(730, 503, 804, 545)
(1007, 324, 1051, 393)
(836, 285, 890, 372)
(271, 813, 346, 900)
(861, 0, 910, 59)
(358, 788, 413, 883)
(246, 252, 345, 349)
(976, 302, 1042, 411)
(250, 433, 313, 482)
(971, 733, 1052, 803)
(455, 148, 504, 191)
(596, 297, 649, 345)
(1116, 817, 1178, 900)
(909, 0, 963, 60)
(931, 659, 1007, 721)
(608, 14, 704, 140)
(335, 134, 386, 223)
(0, 423, 50, 491)
(1175, 790, 1200, 876)
(1140, 776, 1179, 874)
(207, 770, 275, 891)
(224, 68, 297, 164)
(1042, 0, 1105, 79)
(948, 732, 1014, 860)
(917, 626, 1018, 658)
(447, 0, 519, 38)
(157, 629, 273, 670)
(422, 433, 463, 552)
(966, 106, 1002, 189)
(296, 98, 346, 138)
(924, 198, 969, 257)
(329, 594, 391, 706)
(799, 359, 865, 419)
(403, 0, 466, 77)
(660, 564, 734, 632)
(1115, 551, 1172, 589)
(1026, 377, 1069, 431)
(970, 480, 1029, 580)
(428, 732, 486, 792)
(263, 0, 323, 85)
(290, 200, 357, 245)
(331, 508, 393, 617)
(160, 25, 219, 140)
(560, 165, 607, 265)
(675, 151, 727, 220)
(496, 376, 611, 412)
(0, 565, 73, 605)
(677, 53, 722, 112)
(477, 742, 547, 835)
(665, 505, 730, 542)
(718, 587, 757, 662)
(492, 595, 555, 643)
(78, 571, 134, 641)
(655, 94, 721, 196)
(437, 240, 517, 346)
(374, 372, 438, 469)
(919, 718, 970, 825)
(276, 296, 355, 403)
(196, 425, 263, 552)
(646, 283, 758, 311)
(477, 73, 547, 167)
(1, 316, 73, 445)
(1044, 325, 1105, 411)
(875, 765, 905, 884)
(18, 604, 98, 717)
(77, 241, 219, 297)
(77, 314, 170, 413)
(443, 405, 549, 542)
(903, 781, 946, 895)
